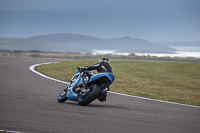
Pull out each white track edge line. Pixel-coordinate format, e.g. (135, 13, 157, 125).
(0, 129, 24, 133)
(29, 62, 200, 109)
(29, 62, 68, 84)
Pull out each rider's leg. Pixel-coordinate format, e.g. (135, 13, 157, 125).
(98, 88, 108, 102)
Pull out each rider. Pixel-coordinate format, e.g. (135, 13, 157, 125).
(76, 57, 112, 102)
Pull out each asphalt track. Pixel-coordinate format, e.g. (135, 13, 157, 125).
(0, 56, 200, 133)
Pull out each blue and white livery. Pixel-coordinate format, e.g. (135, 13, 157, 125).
(58, 70, 115, 106)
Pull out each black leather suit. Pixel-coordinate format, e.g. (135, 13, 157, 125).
(81, 62, 112, 73)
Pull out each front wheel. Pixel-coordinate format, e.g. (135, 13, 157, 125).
(57, 87, 68, 103)
(78, 84, 100, 106)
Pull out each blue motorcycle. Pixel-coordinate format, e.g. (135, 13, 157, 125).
(57, 69, 115, 106)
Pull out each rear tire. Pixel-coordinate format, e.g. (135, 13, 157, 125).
(57, 87, 68, 103)
(78, 84, 100, 106)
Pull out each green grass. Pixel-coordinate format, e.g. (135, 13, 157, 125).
(36, 60, 200, 106)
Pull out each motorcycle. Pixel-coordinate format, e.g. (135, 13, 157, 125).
(57, 69, 115, 106)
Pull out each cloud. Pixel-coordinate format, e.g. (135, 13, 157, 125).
(0, 0, 200, 41)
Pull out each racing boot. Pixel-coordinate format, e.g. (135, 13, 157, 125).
(98, 89, 107, 102)
(74, 86, 81, 94)
(74, 83, 84, 93)
(74, 76, 89, 94)
(74, 82, 87, 94)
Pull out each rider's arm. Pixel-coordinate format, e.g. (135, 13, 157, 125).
(82, 63, 100, 71)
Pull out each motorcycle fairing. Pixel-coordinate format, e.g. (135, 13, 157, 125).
(89, 73, 115, 83)
(66, 71, 82, 101)
(88, 73, 115, 90)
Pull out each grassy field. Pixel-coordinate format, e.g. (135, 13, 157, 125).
(36, 60, 200, 106)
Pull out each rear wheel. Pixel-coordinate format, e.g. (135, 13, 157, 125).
(78, 84, 100, 106)
(57, 87, 68, 103)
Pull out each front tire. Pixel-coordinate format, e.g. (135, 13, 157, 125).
(78, 84, 100, 106)
(57, 87, 68, 103)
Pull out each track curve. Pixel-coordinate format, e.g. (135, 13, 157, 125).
(0, 56, 200, 133)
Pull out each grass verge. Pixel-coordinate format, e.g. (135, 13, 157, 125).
(36, 60, 200, 106)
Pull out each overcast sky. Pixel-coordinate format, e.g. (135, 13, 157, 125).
(0, 0, 200, 41)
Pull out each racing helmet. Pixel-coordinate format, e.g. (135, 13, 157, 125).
(99, 57, 110, 64)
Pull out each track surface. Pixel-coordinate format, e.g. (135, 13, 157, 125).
(0, 56, 200, 133)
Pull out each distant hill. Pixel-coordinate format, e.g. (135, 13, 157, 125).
(0, 33, 176, 53)
(155, 41, 200, 47)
